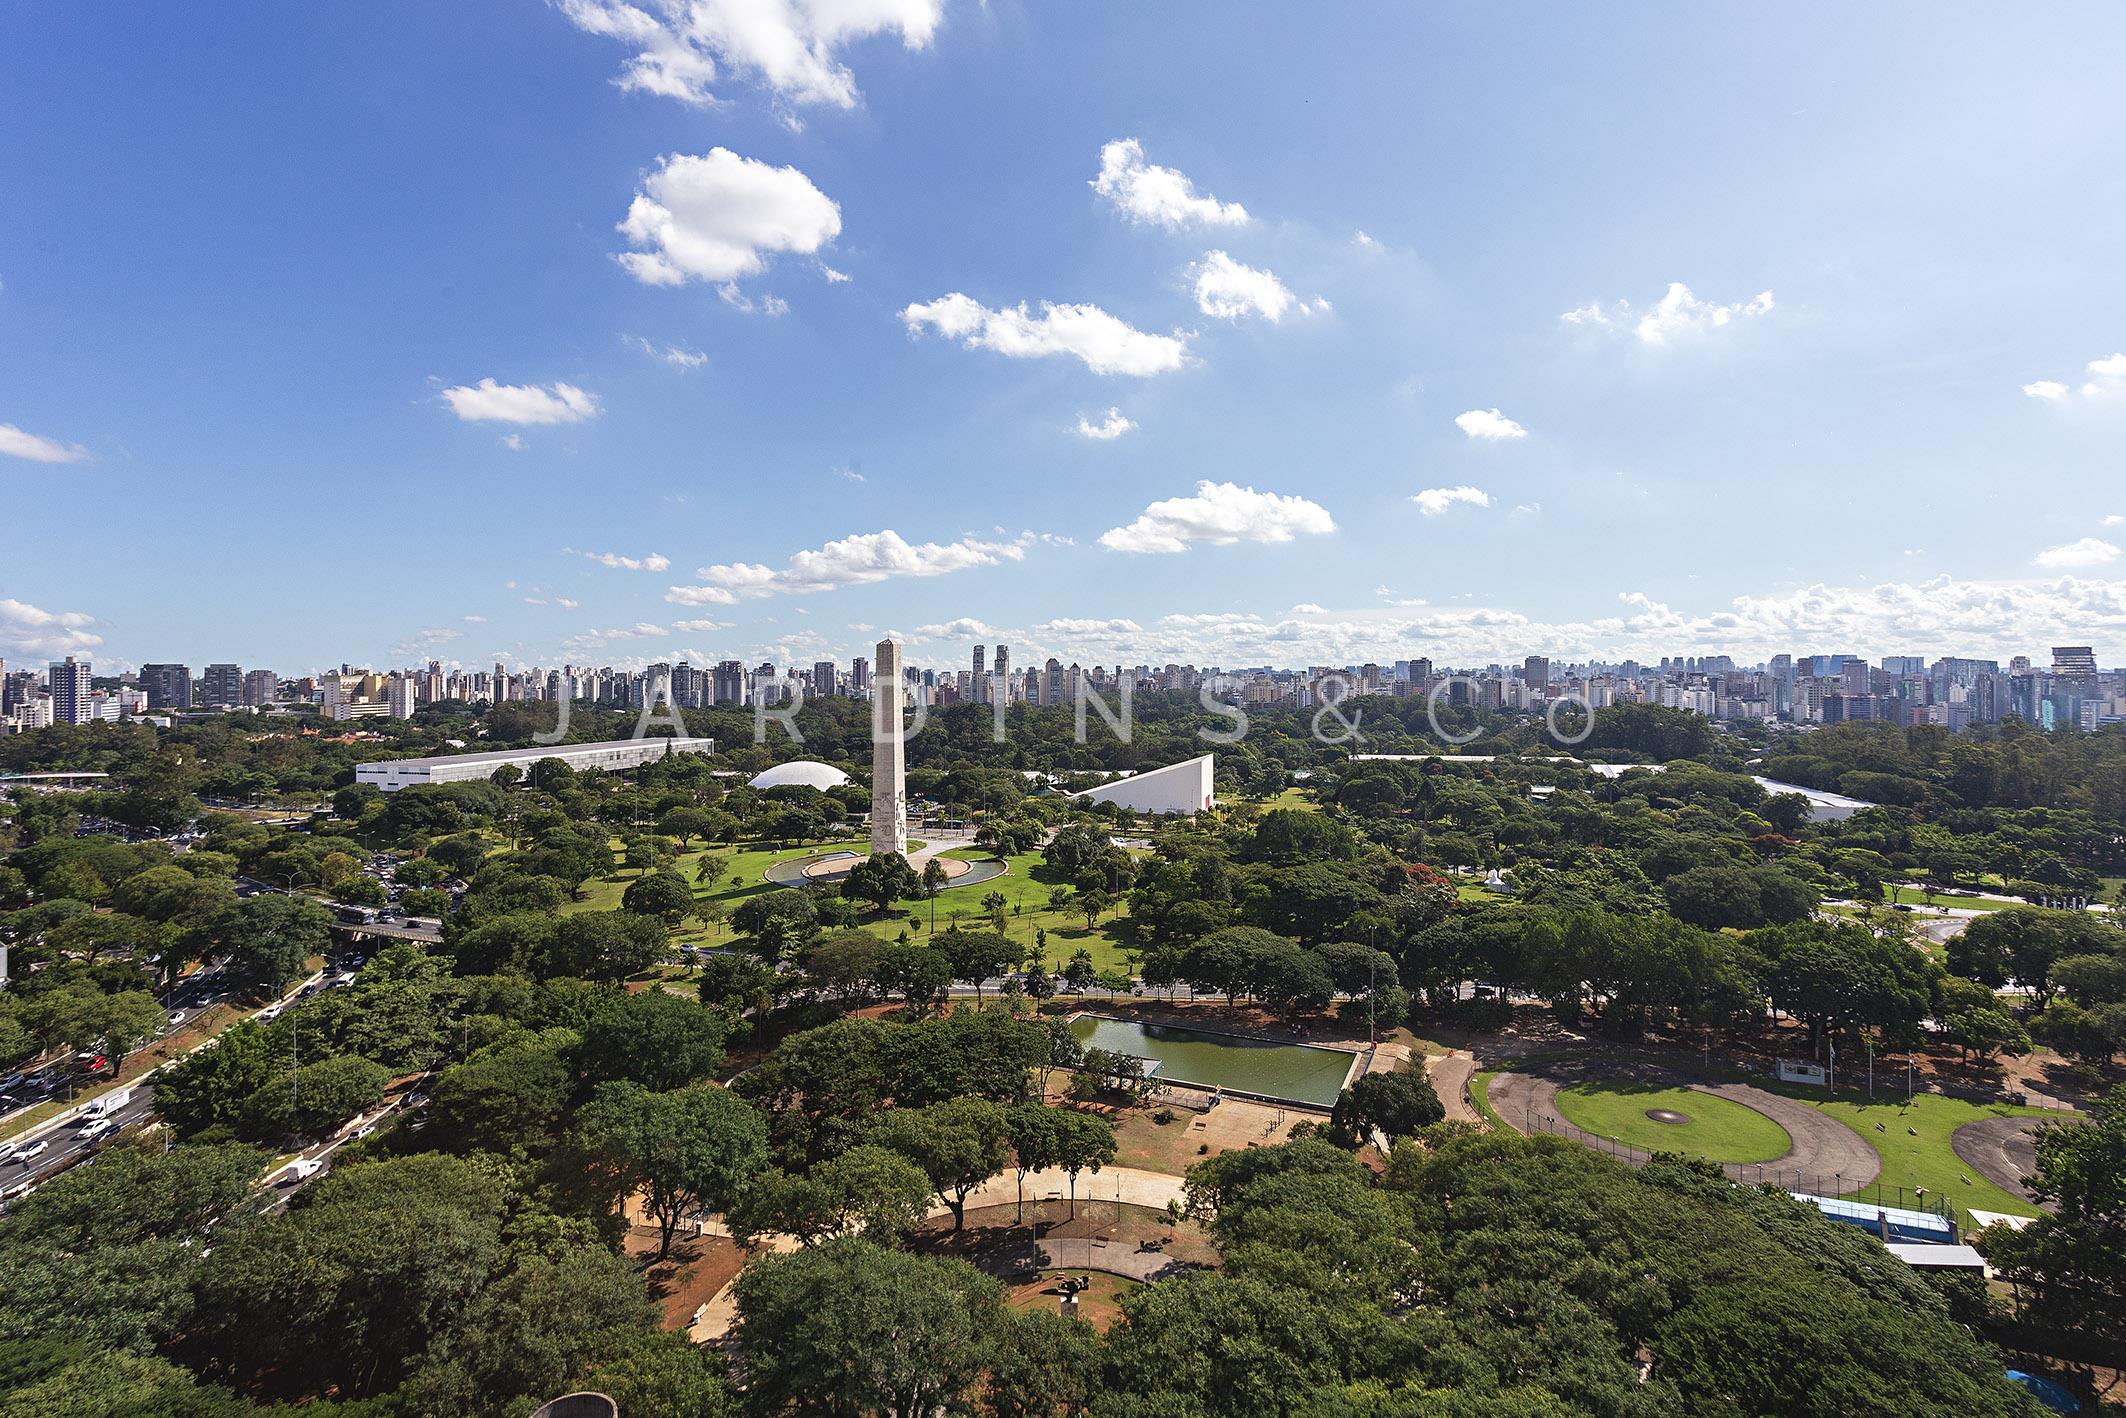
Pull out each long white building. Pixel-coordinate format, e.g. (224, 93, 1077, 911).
(1073, 753, 1215, 815)
(354, 736, 714, 792)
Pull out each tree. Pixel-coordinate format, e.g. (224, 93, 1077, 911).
(659, 805, 713, 847)
(238, 1053, 389, 1141)
(1007, 1104, 1116, 1220)
(580, 988, 731, 1091)
(1331, 1069, 1443, 1140)
(936, 927, 1015, 1003)
(44, 988, 166, 1071)
(621, 868, 695, 925)
(547, 910, 667, 980)
(1073, 888, 1111, 930)
(1978, 1084, 2126, 1348)
(731, 890, 820, 962)
(730, 1238, 1003, 1417)
(865, 1097, 1014, 1232)
(697, 952, 779, 1013)
(1062, 948, 1097, 994)
(580, 1082, 767, 1260)
(920, 857, 948, 929)
(844, 851, 920, 914)
(215, 894, 330, 997)
(873, 942, 952, 1015)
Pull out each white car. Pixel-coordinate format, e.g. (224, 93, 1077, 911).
(17, 1138, 49, 1161)
(284, 1157, 324, 1183)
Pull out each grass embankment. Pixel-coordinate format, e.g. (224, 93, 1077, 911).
(1468, 1070, 1504, 1127)
(1553, 1082, 1791, 1164)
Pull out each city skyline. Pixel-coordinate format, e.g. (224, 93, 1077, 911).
(7, 6, 2126, 671)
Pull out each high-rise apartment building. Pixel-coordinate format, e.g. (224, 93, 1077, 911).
(48, 656, 93, 726)
(242, 669, 278, 707)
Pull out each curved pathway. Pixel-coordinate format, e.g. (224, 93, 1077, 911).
(1487, 1057, 1879, 1190)
(1950, 1117, 2044, 1206)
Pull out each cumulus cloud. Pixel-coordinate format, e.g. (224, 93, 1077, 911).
(1074, 408, 1135, 441)
(1562, 282, 1774, 345)
(394, 627, 464, 657)
(557, 0, 943, 112)
(441, 380, 600, 425)
(1411, 485, 1492, 516)
(1454, 408, 1527, 440)
(1290, 602, 1327, 614)
(623, 334, 708, 368)
(670, 528, 1040, 602)
(0, 422, 90, 464)
(571, 548, 671, 572)
(616, 149, 840, 290)
(2035, 537, 2122, 569)
(900, 294, 1187, 376)
(1191, 251, 1300, 321)
(1091, 138, 1249, 229)
(981, 576, 2126, 668)
(1099, 481, 1335, 554)
(913, 616, 1002, 639)
(0, 597, 102, 658)
(2021, 352, 2126, 402)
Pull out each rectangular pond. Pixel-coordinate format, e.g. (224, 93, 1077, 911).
(1068, 1015, 1359, 1108)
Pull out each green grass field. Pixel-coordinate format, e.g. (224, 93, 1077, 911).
(1553, 1082, 1792, 1164)
(1801, 1090, 2064, 1225)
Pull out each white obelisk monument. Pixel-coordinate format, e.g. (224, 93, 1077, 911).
(870, 637, 908, 857)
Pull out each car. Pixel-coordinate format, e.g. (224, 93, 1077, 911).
(168, 1009, 190, 1027)
(17, 1138, 49, 1162)
(80, 1120, 120, 1144)
(354, 1123, 377, 1139)
(257, 1004, 283, 1021)
(283, 1158, 324, 1184)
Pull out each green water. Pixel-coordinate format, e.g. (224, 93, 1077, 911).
(1069, 1016, 1357, 1107)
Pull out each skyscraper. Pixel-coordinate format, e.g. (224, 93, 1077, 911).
(140, 663, 194, 710)
(48, 656, 92, 726)
(201, 663, 244, 707)
(971, 645, 986, 703)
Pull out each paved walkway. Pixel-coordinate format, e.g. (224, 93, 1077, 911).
(1427, 1049, 1479, 1123)
(1486, 1057, 1880, 1189)
(1950, 1117, 2045, 1206)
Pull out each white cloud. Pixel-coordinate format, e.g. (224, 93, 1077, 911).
(1290, 602, 1327, 614)
(2034, 537, 2122, 569)
(557, 0, 943, 112)
(1091, 138, 1249, 229)
(394, 627, 464, 657)
(1562, 282, 1774, 345)
(1099, 481, 1335, 554)
(1411, 485, 1492, 516)
(1191, 250, 1298, 322)
(2105, 514, 2125, 526)
(441, 379, 600, 425)
(0, 422, 91, 463)
(500, 433, 526, 451)
(2022, 352, 2126, 401)
(616, 149, 840, 289)
(671, 528, 1040, 601)
(1074, 407, 1135, 441)
(463, 614, 487, 623)
(623, 334, 708, 368)
(0, 597, 102, 658)
(557, 597, 580, 609)
(822, 265, 851, 283)
(900, 294, 1188, 376)
(913, 616, 1002, 639)
(571, 547, 671, 572)
(1454, 408, 1528, 440)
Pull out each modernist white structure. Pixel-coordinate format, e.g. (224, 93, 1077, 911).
(748, 760, 851, 791)
(1073, 754, 1215, 815)
(354, 736, 714, 792)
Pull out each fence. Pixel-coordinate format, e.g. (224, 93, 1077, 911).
(1526, 1113, 1951, 1219)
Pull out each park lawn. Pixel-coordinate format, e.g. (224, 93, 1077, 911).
(1801, 1090, 2065, 1226)
(1554, 1082, 1792, 1164)
(1261, 787, 1318, 812)
(931, 849, 1136, 975)
(1879, 885, 2017, 912)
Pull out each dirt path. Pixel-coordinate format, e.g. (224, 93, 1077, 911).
(1486, 1057, 1880, 1190)
(1951, 1117, 2045, 1205)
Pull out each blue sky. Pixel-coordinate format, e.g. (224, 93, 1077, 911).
(5, 2, 2126, 676)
